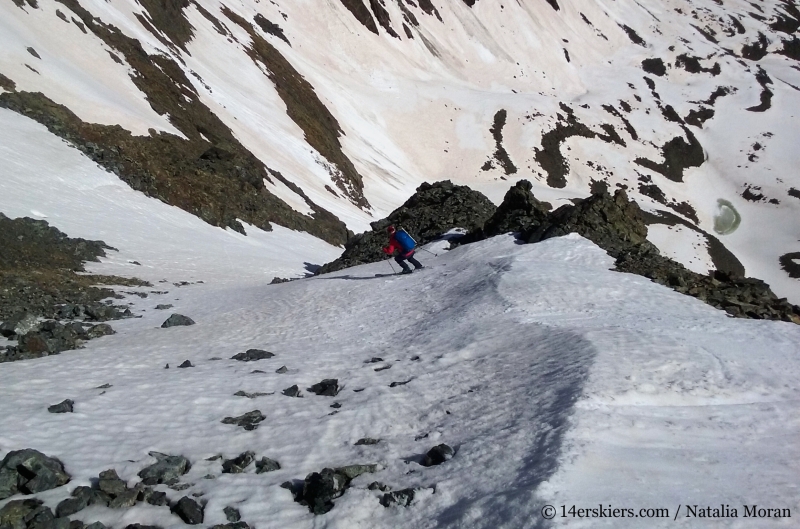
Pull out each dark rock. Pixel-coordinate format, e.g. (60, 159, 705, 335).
(281, 385, 301, 398)
(466, 180, 551, 242)
(98, 469, 127, 496)
(307, 379, 339, 397)
(330, 402, 341, 409)
(254, 457, 280, 474)
(81, 523, 108, 529)
(124, 525, 164, 529)
(365, 357, 383, 363)
(223, 506, 241, 522)
(221, 410, 265, 430)
(84, 304, 122, 322)
(0, 313, 39, 338)
(380, 488, 415, 507)
(171, 496, 204, 525)
(230, 349, 274, 362)
(209, 524, 250, 529)
(177, 360, 194, 368)
(0, 449, 70, 500)
(524, 189, 648, 257)
(297, 464, 377, 515)
(389, 379, 412, 387)
(161, 314, 195, 328)
(1, 499, 45, 529)
(421, 444, 455, 467)
(137, 453, 191, 485)
(317, 181, 496, 274)
(355, 438, 380, 446)
(367, 481, 390, 491)
(145, 490, 169, 506)
(108, 489, 138, 509)
(154, 304, 173, 310)
(300, 469, 350, 515)
(641, 58, 666, 76)
(48, 399, 74, 414)
(275, 366, 288, 374)
(233, 391, 270, 399)
(221, 452, 255, 474)
(85, 324, 114, 339)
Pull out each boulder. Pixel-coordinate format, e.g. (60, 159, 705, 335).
(230, 349, 274, 362)
(160, 314, 195, 328)
(177, 360, 194, 368)
(97, 469, 127, 496)
(223, 506, 241, 522)
(0, 314, 39, 338)
(421, 444, 455, 467)
(254, 457, 280, 474)
(466, 180, 552, 242)
(379, 488, 416, 507)
(297, 464, 377, 514)
(47, 400, 74, 414)
(0, 449, 71, 500)
(171, 496, 203, 525)
(317, 181, 496, 274)
(307, 379, 339, 397)
(221, 410, 265, 431)
(281, 385, 301, 398)
(221, 452, 255, 474)
(137, 453, 191, 485)
(85, 324, 114, 339)
(0, 499, 71, 529)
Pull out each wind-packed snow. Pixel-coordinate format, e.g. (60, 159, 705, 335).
(1, 226, 799, 528)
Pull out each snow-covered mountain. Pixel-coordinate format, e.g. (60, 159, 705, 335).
(1, 0, 799, 300)
(2, 1, 800, 528)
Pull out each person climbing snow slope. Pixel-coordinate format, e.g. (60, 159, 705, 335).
(383, 225, 424, 274)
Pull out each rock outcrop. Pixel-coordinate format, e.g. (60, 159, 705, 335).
(317, 181, 496, 274)
(0, 449, 71, 500)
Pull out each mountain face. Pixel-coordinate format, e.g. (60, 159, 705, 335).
(1, 0, 799, 301)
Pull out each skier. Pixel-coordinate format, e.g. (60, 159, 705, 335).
(382, 225, 424, 274)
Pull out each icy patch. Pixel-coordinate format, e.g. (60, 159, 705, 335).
(713, 199, 741, 235)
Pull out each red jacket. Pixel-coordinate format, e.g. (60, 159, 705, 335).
(383, 235, 414, 257)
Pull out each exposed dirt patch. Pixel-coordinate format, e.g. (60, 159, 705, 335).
(675, 54, 721, 75)
(779, 252, 800, 278)
(684, 106, 715, 127)
(137, 0, 194, 52)
(369, 0, 399, 38)
(488, 110, 517, 175)
(634, 126, 704, 182)
(619, 24, 647, 47)
(224, 7, 370, 211)
(741, 32, 769, 61)
(254, 14, 291, 46)
(746, 66, 773, 112)
(642, 58, 666, 76)
(338, 0, 379, 34)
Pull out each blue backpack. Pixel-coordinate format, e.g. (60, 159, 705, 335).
(394, 228, 416, 251)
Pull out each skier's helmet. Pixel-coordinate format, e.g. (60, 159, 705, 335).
(387, 225, 396, 234)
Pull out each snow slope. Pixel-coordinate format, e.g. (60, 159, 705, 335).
(1, 233, 798, 528)
(1, 0, 799, 301)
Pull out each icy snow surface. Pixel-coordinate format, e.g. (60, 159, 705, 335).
(1, 231, 798, 528)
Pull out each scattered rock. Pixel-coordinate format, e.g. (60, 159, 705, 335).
(221, 452, 255, 474)
(0, 313, 39, 338)
(421, 444, 455, 467)
(154, 304, 173, 310)
(368, 481, 390, 491)
(355, 438, 380, 446)
(223, 506, 241, 522)
(389, 379, 412, 387)
(365, 357, 383, 363)
(255, 457, 280, 474)
(108, 489, 138, 509)
(144, 490, 169, 507)
(221, 410, 265, 430)
(330, 402, 341, 409)
(275, 366, 288, 374)
(230, 349, 274, 362)
(161, 314, 195, 328)
(209, 524, 250, 529)
(380, 488, 415, 507)
(137, 453, 191, 485)
(295, 464, 377, 514)
(124, 525, 163, 529)
(98, 469, 127, 496)
(307, 379, 339, 397)
(171, 496, 204, 525)
(48, 399, 74, 414)
(177, 360, 194, 368)
(0, 449, 71, 500)
(233, 391, 271, 399)
(85, 324, 115, 339)
(0, 498, 72, 529)
(56, 486, 109, 517)
(281, 385, 301, 398)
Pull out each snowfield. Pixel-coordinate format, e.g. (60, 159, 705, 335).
(1, 233, 798, 528)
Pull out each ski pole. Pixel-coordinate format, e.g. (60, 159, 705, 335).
(420, 248, 439, 257)
(387, 258, 397, 273)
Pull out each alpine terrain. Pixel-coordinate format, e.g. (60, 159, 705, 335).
(1, 0, 799, 528)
